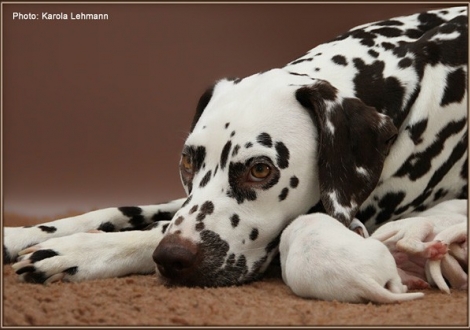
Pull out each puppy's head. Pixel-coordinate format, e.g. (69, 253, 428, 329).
(153, 69, 397, 287)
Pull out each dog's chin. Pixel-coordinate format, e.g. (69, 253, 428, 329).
(155, 266, 264, 288)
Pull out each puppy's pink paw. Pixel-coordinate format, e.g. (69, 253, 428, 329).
(425, 240, 448, 260)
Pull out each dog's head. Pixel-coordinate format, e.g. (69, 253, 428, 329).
(153, 69, 397, 287)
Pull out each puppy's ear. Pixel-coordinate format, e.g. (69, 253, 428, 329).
(296, 81, 398, 226)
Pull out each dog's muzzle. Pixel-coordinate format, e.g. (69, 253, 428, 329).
(152, 234, 199, 282)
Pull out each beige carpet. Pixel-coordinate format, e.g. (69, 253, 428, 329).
(2, 213, 468, 326)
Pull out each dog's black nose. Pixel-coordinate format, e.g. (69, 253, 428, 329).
(153, 234, 199, 280)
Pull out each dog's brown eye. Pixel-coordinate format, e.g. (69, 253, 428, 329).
(181, 155, 193, 174)
(249, 163, 271, 181)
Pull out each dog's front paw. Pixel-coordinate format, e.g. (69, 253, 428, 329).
(3, 227, 45, 264)
(11, 231, 159, 284)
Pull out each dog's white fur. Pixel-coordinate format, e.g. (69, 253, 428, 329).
(280, 213, 424, 303)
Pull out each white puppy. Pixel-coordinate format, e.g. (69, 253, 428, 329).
(279, 213, 424, 304)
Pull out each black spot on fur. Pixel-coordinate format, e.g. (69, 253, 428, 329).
(213, 165, 219, 176)
(193, 146, 207, 172)
(231, 131, 236, 137)
(275, 142, 290, 169)
(352, 58, 406, 127)
(119, 206, 147, 231)
(182, 195, 192, 207)
(376, 191, 406, 224)
(38, 226, 57, 233)
(257, 133, 273, 148)
(3, 245, 12, 264)
(406, 119, 428, 145)
(64, 266, 78, 275)
(279, 188, 289, 201)
(417, 12, 445, 33)
(230, 214, 240, 228)
(16, 265, 36, 275)
(405, 29, 423, 39)
(441, 68, 466, 107)
(196, 201, 214, 221)
(143, 222, 160, 231)
(368, 49, 379, 58)
(249, 228, 259, 241)
(97, 222, 115, 232)
(189, 205, 198, 214)
(395, 119, 467, 180)
(195, 222, 205, 231)
(398, 57, 413, 68)
(119, 206, 142, 217)
(433, 188, 448, 201)
(290, 176, 299, 188)
(162, 223, 169, 234)
(356, 205, 377, 223)
(245, 142, 253, 149)
(151, 211, 173, 221)
(375, 19, 404, 27)
(220, 141, 232, 170)
(225, 122, 230, 129)
(199, 170, 212, 188)
(381, 42, 395, 50)
(174, 216, 184, 225)
(334, 29, 377, 47)
(30, 249, 59, 263)
(232, 144, 241, 157)
(289, 71, 310, 77)
(23, 270, 49, 284)
(331, 55, 348, 66)
(370, 27, 402, 37)
(290, 58, 313, 65)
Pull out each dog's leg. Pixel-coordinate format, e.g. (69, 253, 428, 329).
(3, 198, 186, 263)
(11, 223, 170, 284)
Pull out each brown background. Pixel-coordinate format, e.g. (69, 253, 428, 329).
(3, 2, 452, 217)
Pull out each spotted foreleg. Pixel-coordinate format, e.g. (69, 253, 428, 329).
(3, 198, 186, 263)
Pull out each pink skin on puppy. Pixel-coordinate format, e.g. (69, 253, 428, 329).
(371, 199, 467, 293)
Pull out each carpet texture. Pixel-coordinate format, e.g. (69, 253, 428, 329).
(2, 213, 468, 326)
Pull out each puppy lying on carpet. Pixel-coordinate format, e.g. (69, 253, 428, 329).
(280, 200, 467, 303)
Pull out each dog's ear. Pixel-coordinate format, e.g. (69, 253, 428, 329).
(296, 81, 398, 226)
(190, 85, 214, 132)
(190, 78, 241, 132)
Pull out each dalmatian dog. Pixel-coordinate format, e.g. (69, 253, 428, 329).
(279, 213, 425, 303)
(371, 199, 468, 293)
(4, 6, 468, 290)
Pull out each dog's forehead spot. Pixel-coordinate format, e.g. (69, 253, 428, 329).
(220, 140, 232, 170)
(231, 144, 241, 157)
(275, 141, 290, 169)
(256, 132, 273, 148)
(230, 214, 240, 228)
(249, 228, 259, 241)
